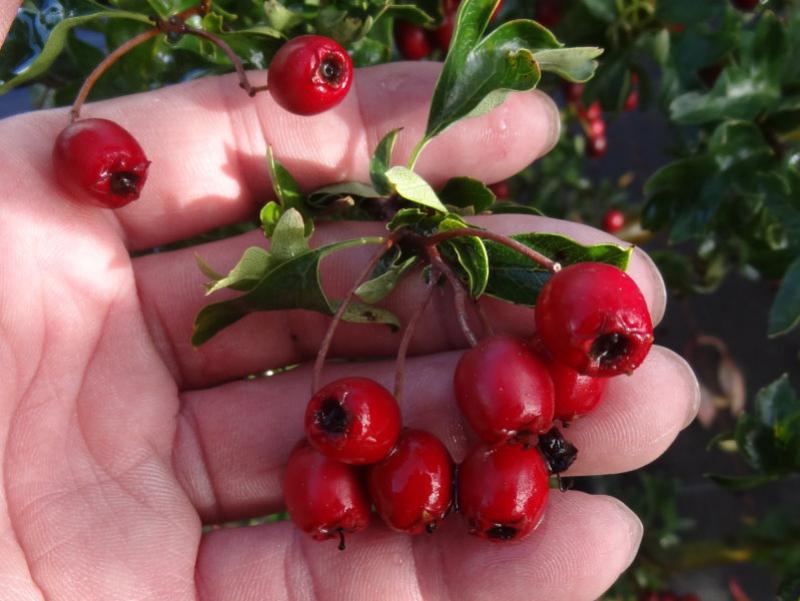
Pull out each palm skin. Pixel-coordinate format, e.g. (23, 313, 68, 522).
(0, 11, 700, 600)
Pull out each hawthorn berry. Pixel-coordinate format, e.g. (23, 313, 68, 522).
(305, 377, 401, 465)
(587, 117, 606, 139)
(586, 134, 608, 158)
(268, 35, 353, 116)
(52, 118, 149, 209)
(458, 441, 550, 542)
(538, 350, 608, 421)
(489, 179, 510, 199)
(535, 262, 654, 377)
(283, 441, 370, 549)
(583, 101, 602, 122)
(602, 209, 625, 234)
(454, 336, 555, 443)
(367, 429, 453, 533)
(563, 82, 584, 104)
(395, 21, 433, 60)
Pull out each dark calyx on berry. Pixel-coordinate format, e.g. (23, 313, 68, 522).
(109, 171, 141, 198)
(315, 397, 349, 434)
(319, 55, 345, 87)
(590, 332, 631, 370)
(486, 524, 518, 541)
(537, 427, 578, 474)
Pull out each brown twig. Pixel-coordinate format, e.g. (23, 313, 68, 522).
(427, 245, 478, 347)
(394, 277, 436, 402)
(312, 237, 395, 394)
(426, 227, 561, 273)
(70, 28, 160, 121)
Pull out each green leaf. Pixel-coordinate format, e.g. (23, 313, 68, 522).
(260, 201, 283, 237)
(355, 250, 419, 304)
(385, 166, 448, 212)
(0, 8, 152, 94)
(370, 129, 401, 195)
(266, 147, 304, 212)
(483, 233, 632, 305)
(579, 0, 617, 23)
(490, 203, 544, 216)
(203, 247, 274, 294)
(768, 256, 800, 337)
(439, 176, 495, 214)
(332, 300, 400, 330)
(192, 235, 387, 345)
(708, 121, 773, 171)
(263, 0, 304, 32)
(442, 237, 490, 298)
(532, 46, 603, 82)
(383, 4, 435, 26)
(270, 207, 310, 261)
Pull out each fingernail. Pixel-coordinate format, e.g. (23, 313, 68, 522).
(657, 347, 701, 429)
(533, 90, 561, 159)
(604, 496, 644, 569)
(636, 248, 667, 326)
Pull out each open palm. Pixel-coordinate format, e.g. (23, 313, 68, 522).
(0, 31, 699, 599)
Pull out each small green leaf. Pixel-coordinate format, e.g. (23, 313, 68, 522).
(260, 201, 283, 237)
(204, 247, 274, 294)
(439, 177, 495, 214)
(441, 237, 490, 298)
(0, 8, 152, 94)
(370, 129, 401, 195)
(332, 300, 401, 330)
(708, 121, 773, 171)
(483, 233, 632, 305)
(267, 147, 304, 212)
(490, 203, 544, 216)
(532, 46, 603, 82)
(768, 256, 800, 337)
(270, 208, 310, 261)
(355, 252, 419, 304)
(263, 0, 304, 32)
(385, 166, 448, 212)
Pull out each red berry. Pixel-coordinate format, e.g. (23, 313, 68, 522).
(624, 88, 639, 111)
(602, 209, 626, 234)
(367, 429, 453, 533)
(586, 134, 607, 158)
(283, 441, 370, 548)
(584, 100, 602, 122)
(536, 0, 562, 27)
(535, 263, 654, 376)
(305, 377, 401, 465)
(732, 0, 759, 10)
(587, 117, 606, 139)
(268, 35, 353, 116)
(395, 21, 433, 60)
(458, 441, 550, 541)
(454, 336, 555, 443)
(563, 82, 584, 104)
(52, 118, 149, 208)
(541, 353, 608, 421)
(489, 180, 510, 199)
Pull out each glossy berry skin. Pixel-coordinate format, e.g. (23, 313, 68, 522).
(367, 429, 453, 533)
(458, 441, 550, 542)
(586, 134, 607, 158)
(602, 209, 625, 234)
(583, 100, 602, 122)
(283, 441, 370, 545)
(305, 377, 401, 465)
(535, 263, 654, 377)
(541, 353, 608, 421)
(587, 117, 606, 138)
(268, 35, 353, 115)
(53, 118, 149, 208)
(454, 336, 555, 443)
(395, 21, 433, 60)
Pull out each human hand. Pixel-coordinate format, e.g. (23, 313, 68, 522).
(0, 17, 699, 601)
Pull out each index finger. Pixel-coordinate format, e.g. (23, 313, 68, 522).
(2, 61, 560, 250)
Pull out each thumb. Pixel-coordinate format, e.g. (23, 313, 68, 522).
(0, 2, 22, 47)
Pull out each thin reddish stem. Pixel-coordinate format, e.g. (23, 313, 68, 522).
(394, 278, 436, 402)
(312, 238, 395, 394)
(427, 227, 561, 273)
(70, 28, 160, 121)
(183, 27, 268, 96)
(427, 245, 478, 347)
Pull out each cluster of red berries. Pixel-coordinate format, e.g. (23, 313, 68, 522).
(564, 73, 638, 160)
(52, 35, 352, 208)
(284, 261, 654, 547)
(394, 0, 503, 60)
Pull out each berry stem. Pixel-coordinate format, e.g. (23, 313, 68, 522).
(427, 228, 561, 273)
(183, 26, 268, 96)
(70, 28, 160, 121)
(312, 237, 396, 394)
(394, 277, 436, 402)
(427, 245, 478, 347)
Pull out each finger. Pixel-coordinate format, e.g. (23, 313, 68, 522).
(195, 491, 642, 601)
(136, 214, 666, 389)
(0, 2, 21, 45)
(172, 345, 698, 522)
(2, 62, 559, 250)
